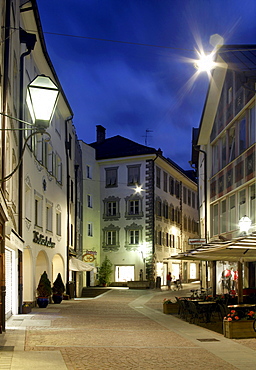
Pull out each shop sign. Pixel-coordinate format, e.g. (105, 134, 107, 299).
(83, 250, 97, 262)
(33, 231, 55, 248)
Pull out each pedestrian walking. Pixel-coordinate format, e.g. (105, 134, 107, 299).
(167, 272, 172, 290)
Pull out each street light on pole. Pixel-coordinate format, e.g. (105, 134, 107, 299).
(0, 74, 59, 182)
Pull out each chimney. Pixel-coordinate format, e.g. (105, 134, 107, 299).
(96, 125, 106, 144)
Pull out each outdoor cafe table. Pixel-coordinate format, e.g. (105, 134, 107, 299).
(228, 304, 256, 318)
(198, 301, 216, 323)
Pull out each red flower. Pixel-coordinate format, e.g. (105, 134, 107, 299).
(234, 316, 239, 320)
(228, 317, 232, 321)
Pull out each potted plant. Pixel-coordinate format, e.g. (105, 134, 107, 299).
(36, 271, 52, 308)
(98, 256, 112, 286)
(163, 298, 179, 314)
(52, 273, 65, 304)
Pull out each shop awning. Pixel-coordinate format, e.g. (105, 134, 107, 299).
(69, 257, 97, 272)
(172, 232, 256, 262)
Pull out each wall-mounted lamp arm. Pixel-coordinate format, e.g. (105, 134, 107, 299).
(0, 112, 35, 127)
(0, 130, 50, 182)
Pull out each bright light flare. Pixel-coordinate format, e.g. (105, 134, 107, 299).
(194, 50, 216, 72)
(134, 185, 144, 194)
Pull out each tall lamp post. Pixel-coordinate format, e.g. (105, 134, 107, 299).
(0, 75, 59, 331)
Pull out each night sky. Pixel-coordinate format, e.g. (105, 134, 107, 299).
(36, 0, 256, 170)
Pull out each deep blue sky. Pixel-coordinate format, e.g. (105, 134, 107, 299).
(36, 0, 256, 170)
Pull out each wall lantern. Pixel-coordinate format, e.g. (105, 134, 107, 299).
(26, 74, 59, 130)
(239, 216, 251, 234)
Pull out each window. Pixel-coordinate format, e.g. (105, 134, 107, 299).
(86, 165, 92, 179)
(36, 135, 44, 163)
(175, 181, 180, 198)
(103, 196, 120, 219)
(70, 180, 74, 202)
(46, 200, 53, 232)
(56, 153, 62, 184)
(107, 231, 116, 245)
(169, 177, 174, 195)
(129, 200, 139, 215)
(212, 143, 219, 175)
(187, 190, 191, 206)
(158, 231, 162, 245)
(129, 230, 139, 244)
(163, 201, 168, 219)
(156, 167, 161, 188)
(163, 172, 168, 192)
(46, 142, 54, 174)
(87, 194, 92, 208)
(105, 167, 118, 187)
(249, 106, 255, 146)
(107, 201, 116, 216)
(184, 215, 187, 231)
(228, 126, 235, 162)
(166, 233, 169, 247)
(239, 189, 246, 220)
(124, 223, 143, 250)
(249, 183, 256, 224)
(25, 178, 32, 222)
(183, 187, 187, 204)
(56, 210, 61, 236)
(192, 192, 195, 208)
(229, 194, 236, 231)
(220, 200, 227, 233)
(127, 165, 140, 185)
(88, 223, 93, 237)
(221, 135, 226, 169)
(34, 192, 43, 228)
(70, 224, 73, 246)
(156, 198, 162, 217)
(213, 203, 218, 236)
(239, 117, 246, 154)
(125, 195, 143, 218)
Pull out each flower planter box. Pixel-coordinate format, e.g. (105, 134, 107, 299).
(223, 320, 256, 339)
(163, 303, 179, 314)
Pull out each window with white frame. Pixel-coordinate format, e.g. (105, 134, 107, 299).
(36, 134, 44, 163)
(46, 200, 53, 232)
(169, 176, 174, 195)
(124, 223, 143, 250)
(183, 187, 187, 204)
(221, 135, 227, 169)
(103, 196, 120, 219)
(103, 224, 120, 250)
(127, 164, 140, 185)
(125, 194, 143, 218)
(34, 191, 43, 228)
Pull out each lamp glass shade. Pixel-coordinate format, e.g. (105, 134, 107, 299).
(26, 75, 59, 129)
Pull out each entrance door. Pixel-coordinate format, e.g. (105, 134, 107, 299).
(115, 266, 134, 282)
(5, 248, 12, 318)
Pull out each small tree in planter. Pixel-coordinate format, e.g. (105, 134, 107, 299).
(52, 273, 65, 304)
(36, 271, 52, 308)
(98, 256, 113, 286)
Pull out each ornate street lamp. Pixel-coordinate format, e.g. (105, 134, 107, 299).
(0, 75, 59, 182)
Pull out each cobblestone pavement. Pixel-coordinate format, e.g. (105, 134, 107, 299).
(2, 285, 256, 369)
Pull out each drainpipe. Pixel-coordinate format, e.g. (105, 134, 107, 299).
(194, 146, 208, 290)
(65, 116, 73, 296)
(0, 0, 12, 333)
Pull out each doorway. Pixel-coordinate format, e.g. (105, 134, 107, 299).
(115, 265, 134, 282)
